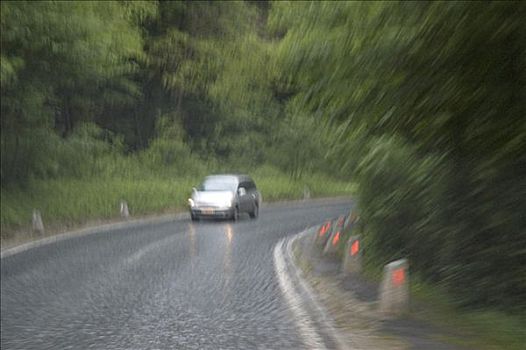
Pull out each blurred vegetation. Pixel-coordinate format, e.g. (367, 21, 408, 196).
(1, 1, 524, 313)
(269, 1, 525, 313)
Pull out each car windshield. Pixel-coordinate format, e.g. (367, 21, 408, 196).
(198, 177, 237, 191)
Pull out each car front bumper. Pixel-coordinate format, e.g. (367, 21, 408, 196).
(190, 207, 235, 219)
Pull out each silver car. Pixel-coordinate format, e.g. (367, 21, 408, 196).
(188, 174, 261, 221)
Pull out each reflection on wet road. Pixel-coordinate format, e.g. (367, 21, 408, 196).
(1, 199, 352, 349)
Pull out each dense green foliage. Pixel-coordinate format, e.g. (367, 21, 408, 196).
(1, 1, 524, 312)
(270, 1, 525, 312)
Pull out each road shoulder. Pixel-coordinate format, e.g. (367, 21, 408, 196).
(291, 229, 472, 350)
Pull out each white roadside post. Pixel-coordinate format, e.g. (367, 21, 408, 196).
(379, 259, 409, 318)
(313, 220, 332, 249)
(323, 215, 346, 256)
(120, 200, 130, 219)
(303, 185, 311, 200)
(32, 209, 45, 235)
(342, 235, 362, 275)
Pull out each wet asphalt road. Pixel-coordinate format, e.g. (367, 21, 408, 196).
(1, 199, 352, 349)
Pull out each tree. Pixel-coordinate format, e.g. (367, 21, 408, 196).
(1, 1, 152, 183)
(268, 0, 526, 311)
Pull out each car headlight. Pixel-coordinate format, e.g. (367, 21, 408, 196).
(188, 198, 195, 207)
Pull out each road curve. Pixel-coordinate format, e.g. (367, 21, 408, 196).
(1, 199, 352, 349)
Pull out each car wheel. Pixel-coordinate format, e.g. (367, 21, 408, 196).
(232, 206, 239, 221)
(191, 213, 199, 221)
(249, 202, 258, 219)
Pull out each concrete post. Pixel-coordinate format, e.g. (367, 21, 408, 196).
(120, 200, 129, 218)
(32, 209, 44, 235)
(303, 186, 311, 200)
(342, 235, 362, 275)
(379, 259, 409, 318)
(343, 210, 359, 230)
(336, 214, 346, 229)
(313, 220, 332, 249)
(323, 216, 346, 255)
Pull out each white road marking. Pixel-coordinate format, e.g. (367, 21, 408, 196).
(1, 213, 186, 259)
(286, 232, 352, 350)
(274, 236, 326, 349)
(123, 234, 176, 266)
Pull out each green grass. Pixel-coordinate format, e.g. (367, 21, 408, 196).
(1, 167, 353, 239)
(409, 281, 526, 350)
(1, 178, 194, 235)
(337, 226, 526, 349)
(293, 219, 525, 349)
(252, 166, 355, 201)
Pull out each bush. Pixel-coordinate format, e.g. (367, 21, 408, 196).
(139, 116, 207, 177)
(356, 136, 447, 280)
(355, 135, 526, 312)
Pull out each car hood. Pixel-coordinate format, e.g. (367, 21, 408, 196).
(192, 191, 234, 206)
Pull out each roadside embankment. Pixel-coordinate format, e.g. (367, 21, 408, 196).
(290, 211, 525, 350)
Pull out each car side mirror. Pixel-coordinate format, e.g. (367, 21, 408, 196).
(238, 187, 246, 196)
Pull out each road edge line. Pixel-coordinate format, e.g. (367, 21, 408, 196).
(2, 197, 352, 259)
(286, 231, 353, 350)
(274, 236, 326, 349)
(1, 213, 186, 259)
